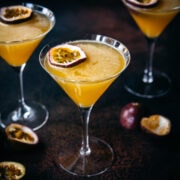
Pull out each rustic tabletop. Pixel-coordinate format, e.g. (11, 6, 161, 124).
(0, 0, 180, 179)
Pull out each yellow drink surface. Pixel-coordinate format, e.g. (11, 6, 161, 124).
(44, 41, 126, 107)
(127, 0, 180, 38)
(0, 12, 51, 66)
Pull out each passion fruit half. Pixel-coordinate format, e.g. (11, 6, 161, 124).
(125, 0, 159, 8)
(48, 44, 87, 68)
(0, 161, 25, 180)
(141, 114, 171, 136)
(5, 123, 39, 149)
(0, 5, 32, 24)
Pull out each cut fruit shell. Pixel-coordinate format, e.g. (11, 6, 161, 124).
(0, 161, 25, 180)
(140, 114, 171, 136)
(125, 0, 159, 8)
(48, 44, 87, 68)
(0, 5, 32, 23)
(5, 123, 39, 146)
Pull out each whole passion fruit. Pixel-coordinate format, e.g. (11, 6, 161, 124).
(5, 123, 39, 149)
(141, 114, 171, 136)
(0, 161, 25, 180)
(120, 102, 145, 130)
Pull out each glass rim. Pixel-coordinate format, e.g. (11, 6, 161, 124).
(39, 34, 131, 83)
(121, 0, 180, 13)
(0, 2, 56, 44)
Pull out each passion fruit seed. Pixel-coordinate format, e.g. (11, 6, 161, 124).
(125, 0, 159, 8)
(141, 114, 171, 136)
(5, 123, 38, 145)
(8, 127, 35, 142)
(0, 161, 25, 180)
(0, 5, 32, 23)
(48, 44, 87, 68)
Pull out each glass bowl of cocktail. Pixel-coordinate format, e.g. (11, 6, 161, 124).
(122, 0, 180, 98)
(0, 3, 55, 130)
(39, 34, 130, 177)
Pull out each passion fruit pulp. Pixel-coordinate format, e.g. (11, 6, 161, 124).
(48, 44, 87, 68)
(0, 161, 25, 180)
(141, 114, 171, 136)
(0, 5, 32, 24)
(5, 123, 39, 149)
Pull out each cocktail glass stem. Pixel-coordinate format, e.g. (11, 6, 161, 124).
(79, 106, 93, 156)
(16, 63, 31, 120)
(1, 61, 49, 131)
(142, 37, 157, 84)
(125, 35, 171, 98)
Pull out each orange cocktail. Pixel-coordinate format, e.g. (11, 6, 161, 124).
(126, 0, 180, 38)
(0, 12, 51, 66)
(43, 40, 126, 107)
(39, 34, 130, 176)
(0, 3, 55, 131)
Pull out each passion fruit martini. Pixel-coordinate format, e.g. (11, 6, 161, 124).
(39, 34, 130, 176)
(122, 0, 180, 98)
(0, 3, 55, 130)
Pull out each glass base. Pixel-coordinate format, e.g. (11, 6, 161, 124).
(0, 101, 49, 131)
(125, 70, 171, 98)
(57, 137, 114, 177)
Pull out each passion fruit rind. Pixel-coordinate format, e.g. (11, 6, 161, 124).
(0, 161, 25, 180)
(0, 5, 32, 24)
(5, 123, 39, 150)
(48, 44, 87, 68)
(140, 114, 171, 136)
(125, 0, 159, 8)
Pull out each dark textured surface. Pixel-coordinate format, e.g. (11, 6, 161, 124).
(0, 0, 180, 179)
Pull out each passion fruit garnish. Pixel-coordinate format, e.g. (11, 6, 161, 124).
(0, 5, 32, 24)
(5, 123, 38, 148)
(0, 161, 25, 180)
(140, 114, 171, 136)
(48, 44, 87, 68)
(125, 0, 159, 8)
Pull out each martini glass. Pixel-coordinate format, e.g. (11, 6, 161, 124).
(122, 0, 180, 98)
(0, 3, 55, 130)
(39, 34, 130, 176)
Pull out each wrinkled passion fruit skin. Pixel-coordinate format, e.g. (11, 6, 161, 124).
(125, 0, 159, 8)
(120, 102, 146, 130)
(140, 114, 171, 136)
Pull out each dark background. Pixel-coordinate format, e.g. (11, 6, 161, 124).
(0, 0, 180, 179)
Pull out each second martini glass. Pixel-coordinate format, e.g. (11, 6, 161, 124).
(122, 0, 180, 98)
(0, 3, 55, 130)
(39, 34, 130, 176)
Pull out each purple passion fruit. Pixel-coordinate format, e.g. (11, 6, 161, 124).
(48, 44, 87, 68)
(120, 102, 145, 130)
(0, 161, 25, 180)
(141, 114, 171, 136)
(0, 5, 32, 23)
(5, 123, 38, 148)
(125, 0, 159, 8)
